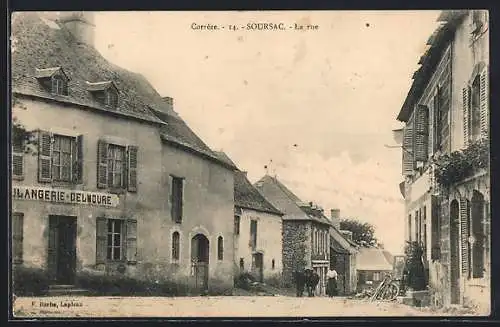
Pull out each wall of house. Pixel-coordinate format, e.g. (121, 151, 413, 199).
(160, 142, 235, 291)
(12, 96, 164, 277)
(282, 220, 311, 287)
(234, 208, 282, 282)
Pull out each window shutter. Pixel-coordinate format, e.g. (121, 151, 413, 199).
(459, 198, 470, 277)
(402, 120, 414, 176)
(127, 146, 138, 192)
(72, 135, 83, 184)
(96, 217, 107, 264)
(38, 131, 53, 183)
(12, 212, 24, 264)
(462, 87, 470, 147)
(12, 154, 24, 179)
(414, 105, 429, 162)
(97, 140, 108, 188)
(479, 67, 489, 139)
(126, 219, 138, 263)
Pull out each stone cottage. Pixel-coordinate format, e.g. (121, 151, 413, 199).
(254, 175, 331, 295)
(11, 11, 236, 295)
(214, 152, 284, 284)
(396, 10, 489, 309)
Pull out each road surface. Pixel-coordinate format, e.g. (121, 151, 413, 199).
(12, 295, 484, 318)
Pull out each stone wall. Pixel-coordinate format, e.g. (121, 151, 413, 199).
(282, 220, 310, 287)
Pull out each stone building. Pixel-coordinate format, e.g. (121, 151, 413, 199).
(356, 248, 394, 292)
(328, 210, 358, 295)
(396, 10, 489, 309)
(11, 12, 236, 294)
(254, 175, 331, 295)
(214, 152, 284, 283)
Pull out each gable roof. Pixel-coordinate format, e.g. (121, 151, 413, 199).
(11, 12, 172, 124)
(254, 175, 331, 226)
(35, 66, 68, 79)
(330, 226, 358, 255)
(212, 152, 283, 216)
(356, 247, 393, 271)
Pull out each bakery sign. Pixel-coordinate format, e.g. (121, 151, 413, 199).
(12, 186, 119, 208)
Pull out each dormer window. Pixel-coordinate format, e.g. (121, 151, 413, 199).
(86, 81, 119, 109)
(35, 67, 69, 96)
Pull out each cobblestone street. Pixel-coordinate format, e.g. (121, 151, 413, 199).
(13, 296, 484, 318)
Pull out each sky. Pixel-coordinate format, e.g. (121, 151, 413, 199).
(94, 11, 441, 254)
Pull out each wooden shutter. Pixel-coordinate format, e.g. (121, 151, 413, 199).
(97, 140, 108, 189)
(72, 135, 83, 184)
(415, 105, 429, 162)
(479, 67, 489, 139)
(463, 87, 470, 147)
(126, 219, 138, 263)
(459, 198, 470, 277)
(38, 131, 52, 182)
(12, 212, 24, 264)
(127, 146, 138, 192)
(96, 217, 107, 264)
(402, 120, 414, 175)
(431, 197, 441, 260)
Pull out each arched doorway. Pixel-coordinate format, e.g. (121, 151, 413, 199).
(450, 200, 460, 304)
(471, 190, 485, 278)
(191, 234, 209, 292)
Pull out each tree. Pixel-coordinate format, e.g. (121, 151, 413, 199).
(339, 218, 378, 248)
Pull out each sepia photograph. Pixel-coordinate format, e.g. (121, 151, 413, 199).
(10, 10, 490, 318)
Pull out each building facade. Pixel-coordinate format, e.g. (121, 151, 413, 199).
(11, 12, 236, 294)
(254, 175, 331, 295)
(396, 10, 490, 309)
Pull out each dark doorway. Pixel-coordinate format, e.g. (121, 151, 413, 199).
(48, 215, 77, 285)
(471, 190, 485, 278)
(191, 234, 209, 292)
(252, 252, 264, 282)
(450, 200, 460, 304)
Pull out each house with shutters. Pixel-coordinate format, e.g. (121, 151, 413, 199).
(396, 10, 489, 309)
(254, 175, 332, 296)
(213, 152, 284, 284)
(11, 12, 236, 294)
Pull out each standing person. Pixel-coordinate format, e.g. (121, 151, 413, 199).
(294, 269, 305, 297)
(326, 267, 338, 297)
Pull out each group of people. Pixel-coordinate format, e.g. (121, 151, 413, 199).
(293, 267, 339, 298)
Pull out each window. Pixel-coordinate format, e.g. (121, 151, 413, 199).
(469, 76, 482, 141)
(373, 272, 381, 281)
(52, 135, 74, 182)
(431, 197, 441, 260)
(433, 88, 442, 151)
(51, 75, 68, 96)
(105, 89, 118, 108)
(97, 140, 138, 192)
(171, 176, 184, 223)
(38, 131, 82, 184)
(96, 217, 137, 264)
(12, 129, 24, 180)
(107, 144, 126, 188)
(250, 220, 257, 250)
(272, 259, 275, 270)
(107, 219, 123, 261)
(217, 236, 224, 260)
(12, 213, 24, 264)
(234, 215, 240, 235)
(239, 258, 244, 271)
(172, 232, 180, 261)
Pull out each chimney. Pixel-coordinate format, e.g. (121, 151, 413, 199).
(59, 12, 95, 46)
(162, 96, 174, 112)
(340, 230, 353, 241)
(330, 209, 340, 229)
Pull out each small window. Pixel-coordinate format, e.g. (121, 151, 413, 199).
(105, 89, 119, 108)
(51, 75, 68, 96)
(217, 236, 224, 260)
(250, 220, 257, 250)
(239, 258, 244, 270)
(12, 212, 24, 264)
(272, 259, 275, 270)
(234, 215, 240, 235)
(107, 219, 123, 261)
(172, 231, 180, 261)
(373, 272, 381, 281)
(171, 176, 184, 223)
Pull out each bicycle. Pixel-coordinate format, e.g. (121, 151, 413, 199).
(369, 273, 400, 302)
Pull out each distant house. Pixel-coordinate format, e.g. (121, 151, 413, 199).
(254, 175, 332, 295)
(214, 153, 284, 284)
(356, 248, 394, 291)
(328, 210, 358, 295)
